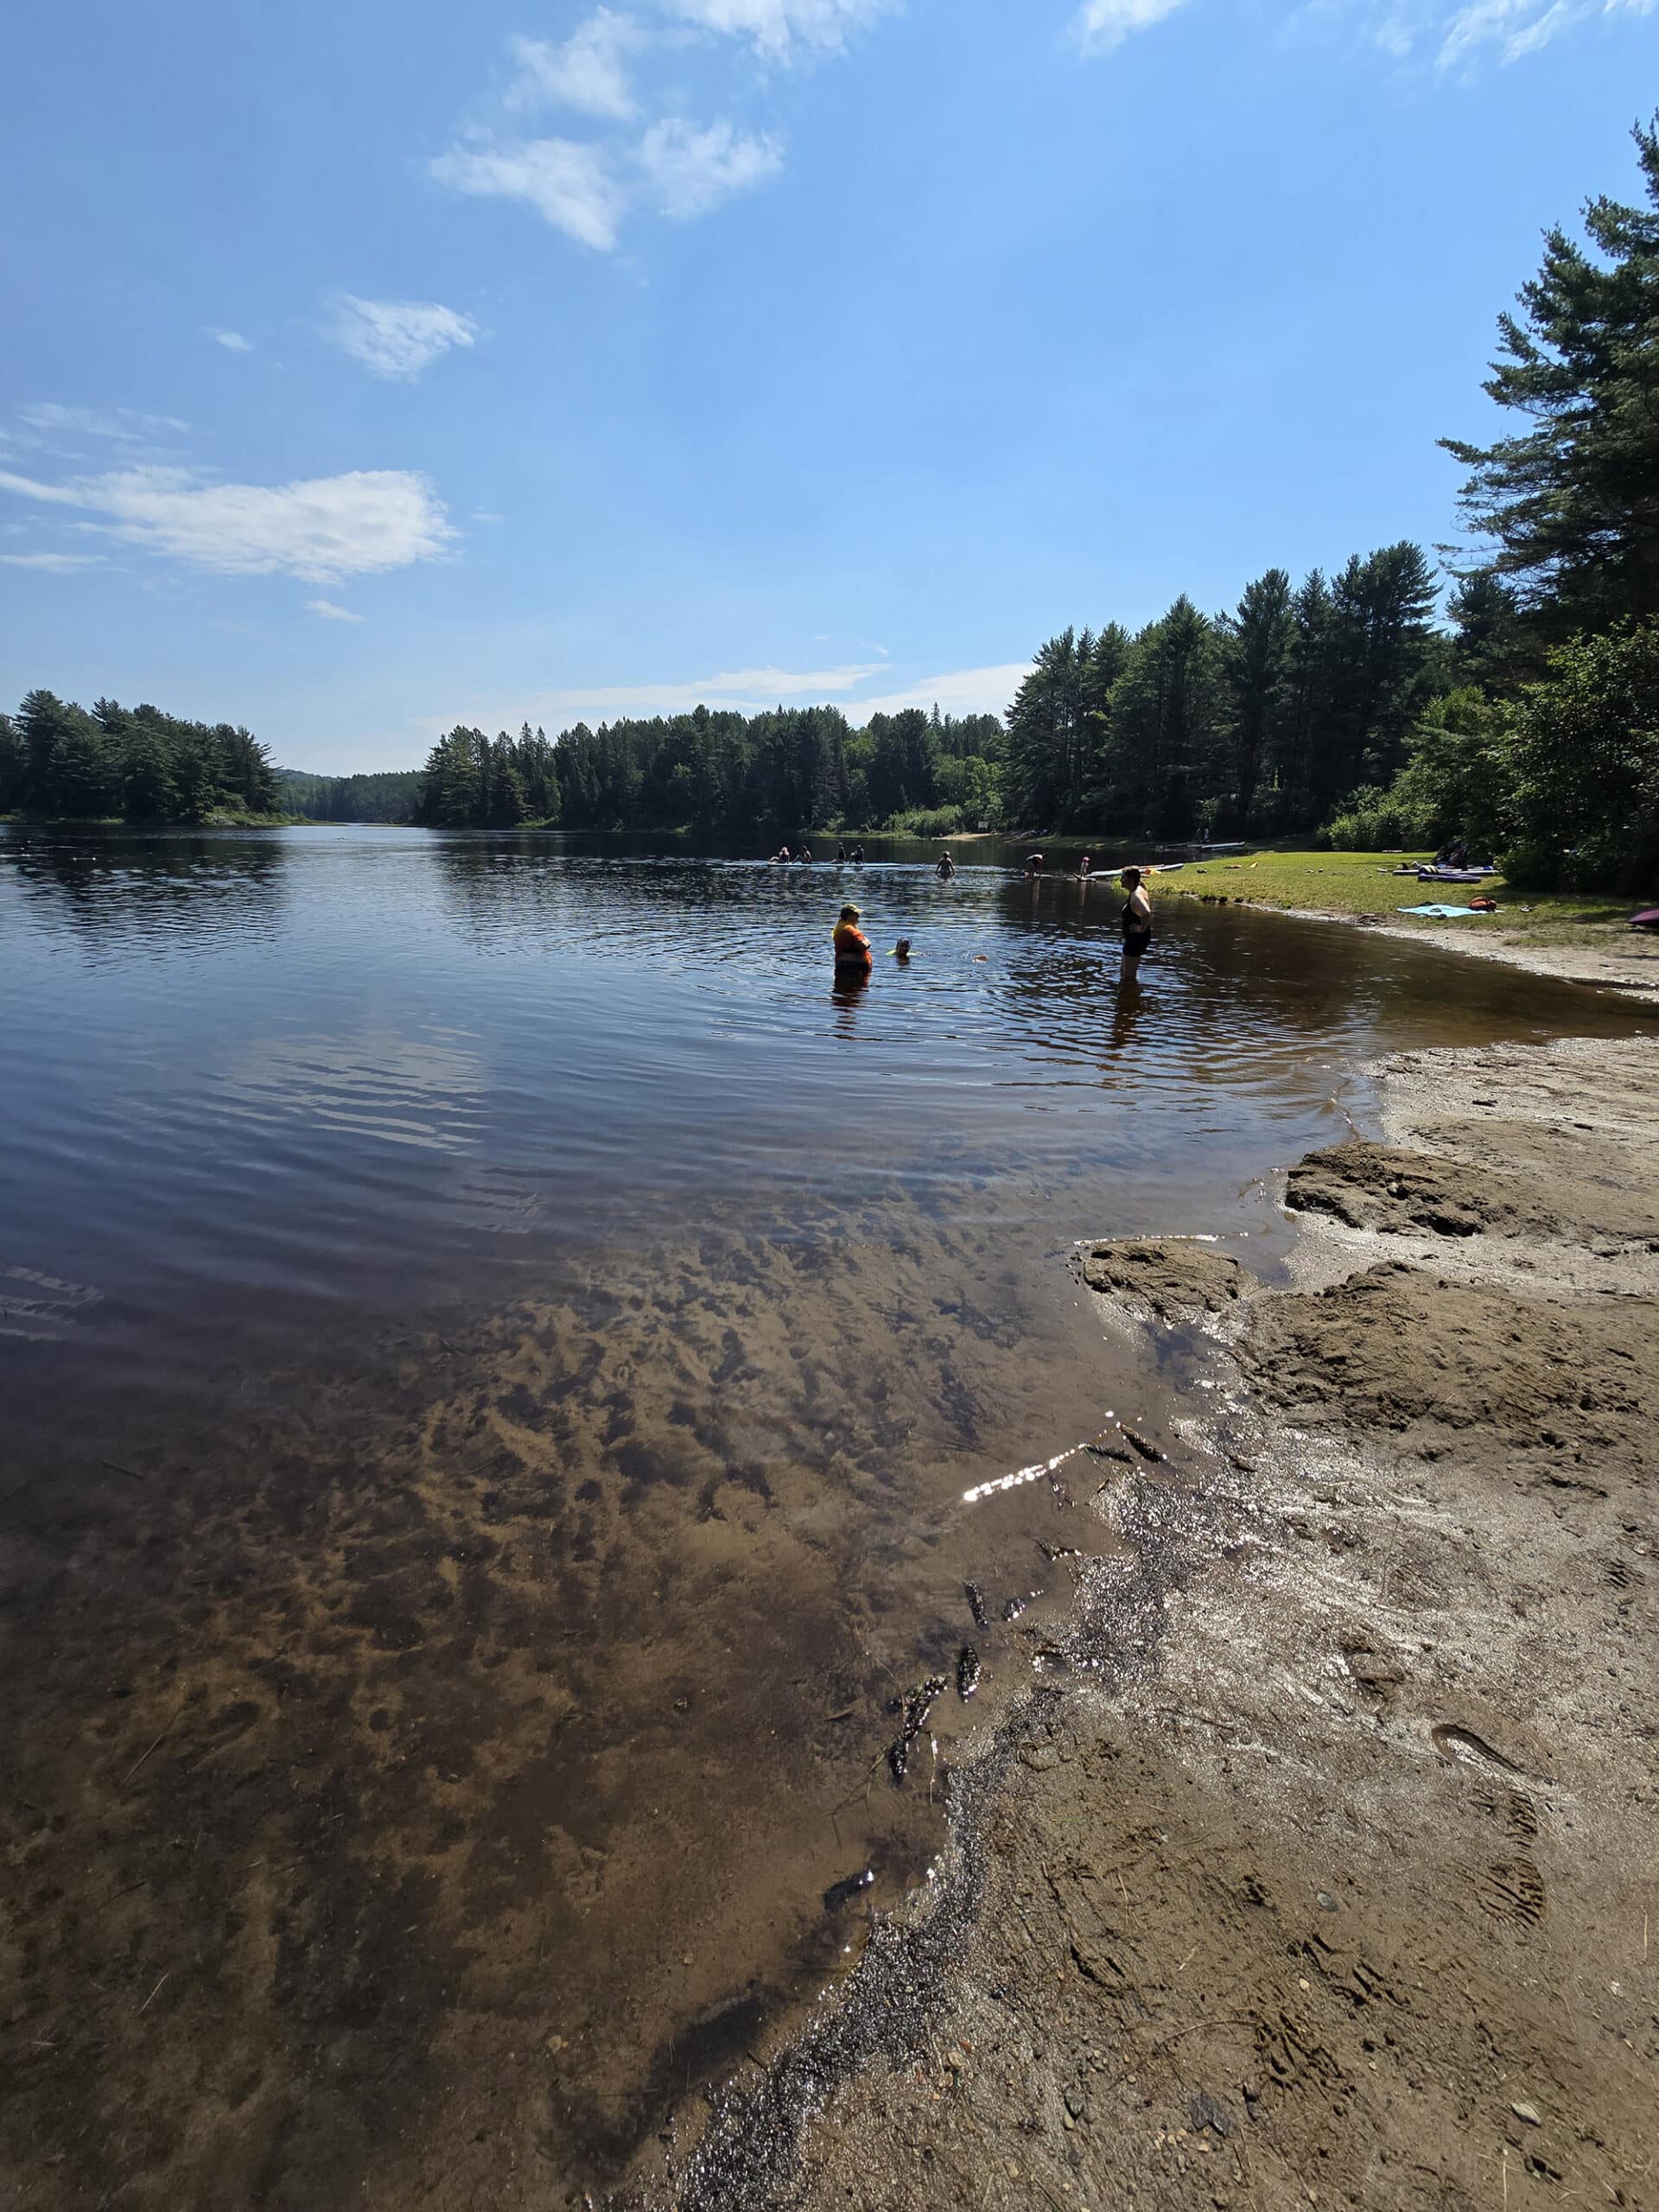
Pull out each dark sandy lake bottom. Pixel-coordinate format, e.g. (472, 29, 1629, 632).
(0, 827, 1644, 2207)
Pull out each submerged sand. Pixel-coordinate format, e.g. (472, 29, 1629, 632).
(651, 1031, 1659, 2212)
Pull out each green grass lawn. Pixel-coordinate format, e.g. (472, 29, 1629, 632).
(1156, 849, 1638, 947)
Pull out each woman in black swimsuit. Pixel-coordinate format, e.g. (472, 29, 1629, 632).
(1119, 867, 1152, 983)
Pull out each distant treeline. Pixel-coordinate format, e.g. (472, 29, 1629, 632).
(276, 767, 423, 823)
(410, 709, 1000, 838)
(0, 690, 278, 823)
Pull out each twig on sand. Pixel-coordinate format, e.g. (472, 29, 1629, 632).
(100, 1460, 146, 1484)
(123, 1708, 180, 1788)
(137, 1973, 169, 2015)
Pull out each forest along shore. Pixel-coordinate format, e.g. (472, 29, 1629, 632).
(648, 1028, 1659, 2212)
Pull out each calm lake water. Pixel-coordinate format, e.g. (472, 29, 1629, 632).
(0, 824, 1645, 2208)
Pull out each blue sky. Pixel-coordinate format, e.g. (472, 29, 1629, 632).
(3, 0, 1653, 772)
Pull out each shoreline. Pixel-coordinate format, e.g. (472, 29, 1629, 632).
(639, 1024, 1659, 2212)
(1286, 903, 1659, 1002)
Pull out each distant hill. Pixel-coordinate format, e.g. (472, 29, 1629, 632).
(275, 767, 423, 824)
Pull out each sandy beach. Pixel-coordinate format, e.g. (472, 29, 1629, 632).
(649, 1020, 1659, 2212)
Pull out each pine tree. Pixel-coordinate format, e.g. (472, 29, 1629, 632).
(1219, 569, 1293, 832)
(1443, 117, 1659, 632)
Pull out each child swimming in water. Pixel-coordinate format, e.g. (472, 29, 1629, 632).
(833, 904, 873, 976)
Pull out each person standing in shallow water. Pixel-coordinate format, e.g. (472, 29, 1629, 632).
(1119, 866, 1153, 984)
(833, 903, 873, 978)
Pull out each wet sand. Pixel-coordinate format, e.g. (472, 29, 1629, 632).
(1320, 908, 1659, 1001)
(652, 1031, 1659, 2212)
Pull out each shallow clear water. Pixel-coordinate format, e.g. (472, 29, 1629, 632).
(0, 824, 1645, 2203)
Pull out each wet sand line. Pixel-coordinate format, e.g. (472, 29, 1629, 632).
(639, 1033, 1659, 2212)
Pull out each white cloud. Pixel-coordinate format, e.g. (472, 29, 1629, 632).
(1074, 0, 1189, 54)
(664, 0, 896, 60)
(208, 328, 254, 352)
(308, 597, 365, 622)
(0, 464, 454, 583)
(635, 118, 782, 217)
(0, 550, 106, 572)
(507, 11, 644, 119)
(845, 664, 1027, 722)
(326, 295, 480, 381)
(431, 137, 624, 250)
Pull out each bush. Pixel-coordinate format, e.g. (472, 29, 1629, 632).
(1319, 785, 1421, 851)
(884, 804, 969, 837)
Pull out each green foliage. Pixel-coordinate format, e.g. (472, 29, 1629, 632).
(3, 690, 277, 821)
(1442, 118, 1659, 634)
(883, 804, 969, 837)
(1503, 623, 1659, 892)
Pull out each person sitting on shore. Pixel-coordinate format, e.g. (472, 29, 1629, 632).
(834, 904, 873, 976)
(772, 845, 791, 864)
(1119, 866, 1153, 983)
(852, 844, 865, 864)
(798, 845, 813, 864)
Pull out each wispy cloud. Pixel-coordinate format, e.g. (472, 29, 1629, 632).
(507, 10, 644, 118)
(1432, 0, 1650, 67)
(514, 661, 887, 716)
(0, 463, 454, 583)
(308, 597, 366, 622)
(846, 664, 1027, 722)
(326, 295, 480, 380)
(0, 550, 107, 572)
(432, 137, 625, 250)
(664, 0, 898, 60)
(1074, 0, 1190, 54)
(635, 118, 783, 217)
(1292, 0, 1654, 69)
(435, 4, 893, 251)
(17, 403, 190, 448)
(447, 657, 1024, 731)
(208, 327, 254, 353)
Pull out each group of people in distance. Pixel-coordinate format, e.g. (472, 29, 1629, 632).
(832, 853, 1153, 990)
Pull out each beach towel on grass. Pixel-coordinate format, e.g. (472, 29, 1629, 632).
(1399, 903, 1498, 918)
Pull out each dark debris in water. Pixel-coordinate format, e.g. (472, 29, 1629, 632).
(887, 1675, 948, 1786)
(822, 1868, 876, 1915)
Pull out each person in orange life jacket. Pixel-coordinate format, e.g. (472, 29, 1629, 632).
(833, 904, 873, 975)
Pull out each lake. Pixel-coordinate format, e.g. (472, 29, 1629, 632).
(0, 823, 1643, 2209)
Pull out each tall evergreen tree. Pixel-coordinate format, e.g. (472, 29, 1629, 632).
(1219, 569, 1293, 831)
(1442, 117, 1659, 632)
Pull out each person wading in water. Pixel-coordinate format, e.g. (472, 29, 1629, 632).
(1118, 866, 1153, 984)
(833, 903, 873, 980)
